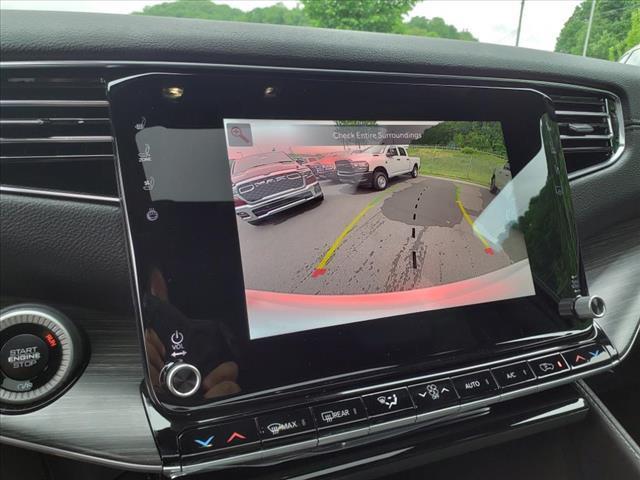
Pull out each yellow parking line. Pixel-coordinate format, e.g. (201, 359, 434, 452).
(455, 185, 494, 255)
(312, 187, 396, 278)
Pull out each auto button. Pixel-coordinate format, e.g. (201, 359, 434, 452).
(452, 370, 498, 400)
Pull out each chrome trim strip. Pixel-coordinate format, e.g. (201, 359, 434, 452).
(0, 435, 162, 473)
(180, 450, 264, 476)
(0, 153, 114, 161)
(0, 118, 110, 125)
(0, 185, 120, 204)
(0, 99, 109, 107)
(369, 415, 416, 434)
(555, 110, 609, 117)
(510, 397, 587, 427)
(0, 119, 44, 125)
(1, 135, 112, 143)
(560, 134, 613, 140)
(317, 424, 371, 446)
(286, 448, 412, 480)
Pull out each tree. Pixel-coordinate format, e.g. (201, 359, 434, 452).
(555, 0, 640, 60)
(136, 0, 477, 43)
(245, 3, 309, 26)
(611, 8, 640, 59)
(301, 0, 418, 33)
(413, 121, 506, 157)
(137, 0, 309, 25)
(137, 0, 246, 21)
(400, 16, 477, 41)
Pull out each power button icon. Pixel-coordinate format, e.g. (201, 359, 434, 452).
(171, 330, 184, 345)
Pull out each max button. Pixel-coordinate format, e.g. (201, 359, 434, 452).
(257, 408, 316, 445)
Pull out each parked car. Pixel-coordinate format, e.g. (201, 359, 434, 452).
(335, 145, 420, 190)
(618, 44, 640, 66)
(306, 151, 352, 181)
(490, 162, 512, 193)
(231, 151, 323, 223)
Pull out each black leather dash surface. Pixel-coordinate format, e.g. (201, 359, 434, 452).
(0, 193, 132, 312)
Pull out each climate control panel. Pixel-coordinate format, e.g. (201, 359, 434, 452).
(156, 332, 617, 478)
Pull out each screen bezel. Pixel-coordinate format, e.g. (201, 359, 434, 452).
(108, 69, 591, 414)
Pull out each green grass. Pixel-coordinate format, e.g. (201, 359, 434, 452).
(408, 147, 506, 187)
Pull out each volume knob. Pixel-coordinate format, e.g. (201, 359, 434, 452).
(164, 362, 201, 398)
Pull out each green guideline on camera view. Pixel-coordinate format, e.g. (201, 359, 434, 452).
(223, 119, 536, 339)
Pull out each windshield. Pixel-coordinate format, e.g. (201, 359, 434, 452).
(3, 0, 638, 63)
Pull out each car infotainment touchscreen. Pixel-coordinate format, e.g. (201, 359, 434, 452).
(223, 120, 535, 339)
(110, 71, 590, 410)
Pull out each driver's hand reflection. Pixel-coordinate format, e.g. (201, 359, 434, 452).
(145, 267, 241, 399)
(202, 361, 241, 398)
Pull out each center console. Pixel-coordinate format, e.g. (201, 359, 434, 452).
(108, 68, 618, 477)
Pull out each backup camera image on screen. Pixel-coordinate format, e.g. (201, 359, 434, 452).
(224, 119, 536, 339)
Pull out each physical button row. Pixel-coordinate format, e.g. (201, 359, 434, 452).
(179, 343, 610, 458)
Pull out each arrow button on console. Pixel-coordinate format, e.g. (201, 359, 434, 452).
(565, 344, 610, 370)
(179, 419, 259, 456)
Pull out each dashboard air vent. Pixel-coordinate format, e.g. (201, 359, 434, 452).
(0, 71, 118, 196)
(549, 92, 621, 176)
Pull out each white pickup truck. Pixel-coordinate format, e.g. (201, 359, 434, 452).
(335, 145, 421, 190)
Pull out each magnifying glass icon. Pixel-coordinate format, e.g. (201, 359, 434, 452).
(231, 126, 250, 144)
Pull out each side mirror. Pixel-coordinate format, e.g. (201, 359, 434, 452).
(386, 151, 394, 157)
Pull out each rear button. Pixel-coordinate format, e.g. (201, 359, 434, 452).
(312, 398, 367, 431)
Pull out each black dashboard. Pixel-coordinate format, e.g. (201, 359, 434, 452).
(1, 10, 639, 480)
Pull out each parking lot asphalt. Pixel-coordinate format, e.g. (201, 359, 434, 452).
(236, 174, 527, 295)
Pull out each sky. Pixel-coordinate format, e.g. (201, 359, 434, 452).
(0, 0, 582, 52)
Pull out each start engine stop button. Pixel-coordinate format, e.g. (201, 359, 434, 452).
(0, 333, 50, 381)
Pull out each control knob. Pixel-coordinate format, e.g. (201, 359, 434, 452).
(162, 361, 201, 398)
